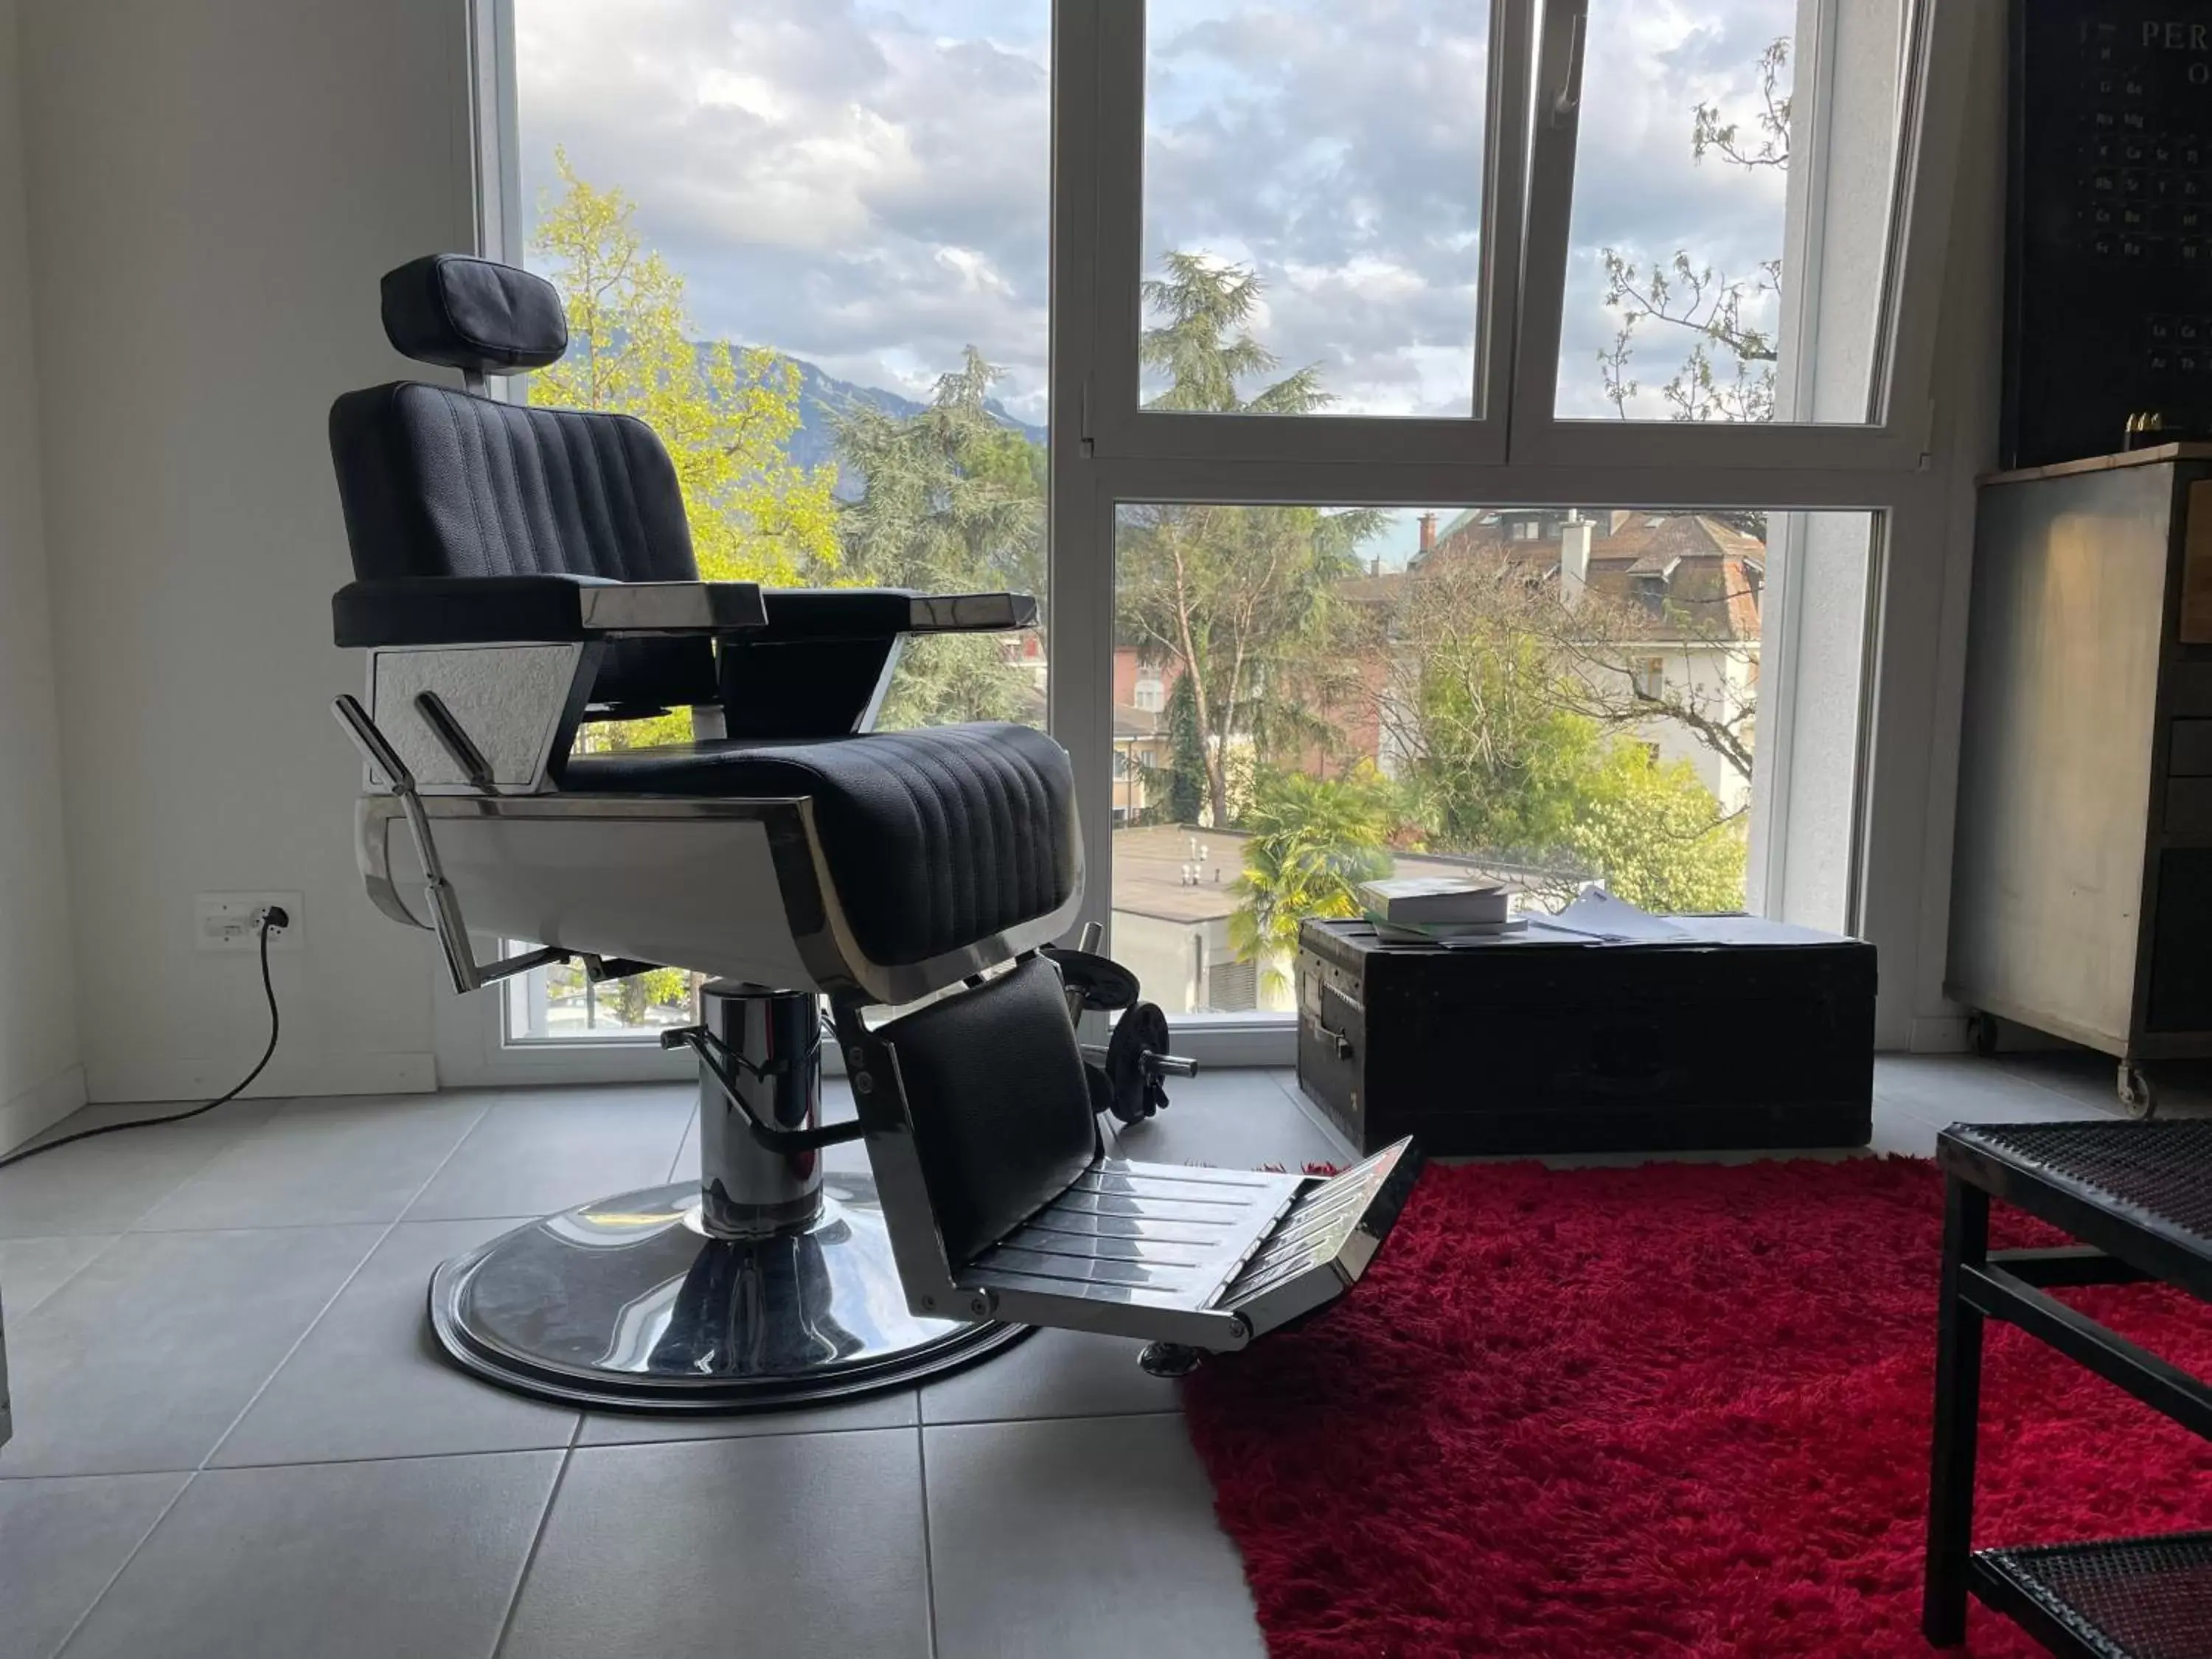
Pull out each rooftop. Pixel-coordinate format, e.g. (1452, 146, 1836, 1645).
(1342, 510, 1766, 642)
(1110, 822, 1576, 925)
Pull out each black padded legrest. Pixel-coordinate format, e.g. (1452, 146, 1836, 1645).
(559, 723, 1078, 968)
(380, 254, 568, 374)
(877, 956, 1098, 1268)
(328, 380, 714, 710)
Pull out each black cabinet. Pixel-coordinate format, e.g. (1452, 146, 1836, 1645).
(1294, 917, 1874, 1157)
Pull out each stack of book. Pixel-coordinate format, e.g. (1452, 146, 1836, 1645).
(1357, 878, 1523, 944)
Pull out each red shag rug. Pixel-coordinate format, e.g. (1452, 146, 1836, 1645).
(1181, 1156, 2212, 1657)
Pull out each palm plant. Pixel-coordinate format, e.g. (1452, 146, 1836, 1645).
(1228, 768, 1396, 998)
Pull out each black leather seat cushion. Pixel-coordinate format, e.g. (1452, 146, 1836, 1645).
(559, 723, 1077, 968)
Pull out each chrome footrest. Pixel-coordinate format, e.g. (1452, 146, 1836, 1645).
(957, 1138, 1422, 1352)
(1216, 1138, 1424, 1336)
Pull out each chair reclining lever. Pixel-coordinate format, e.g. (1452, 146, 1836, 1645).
(410, 690, 495, 793)
(330, 695, 570, 994)
(662, 1024, 869, 1156)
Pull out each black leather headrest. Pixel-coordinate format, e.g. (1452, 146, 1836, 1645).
(379, 254, 567, 375)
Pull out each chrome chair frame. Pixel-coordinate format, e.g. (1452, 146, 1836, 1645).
(326, 252, 1419, 1415)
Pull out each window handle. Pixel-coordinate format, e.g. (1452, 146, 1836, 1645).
(1551, 13, 1587, 125)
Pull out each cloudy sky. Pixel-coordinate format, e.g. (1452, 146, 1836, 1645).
(515, 0, 1802, 550)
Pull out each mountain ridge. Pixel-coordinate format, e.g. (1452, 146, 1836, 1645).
(713, 345, 1046, 495)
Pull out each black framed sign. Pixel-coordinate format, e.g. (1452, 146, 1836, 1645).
(2006, 4, 2212, 467)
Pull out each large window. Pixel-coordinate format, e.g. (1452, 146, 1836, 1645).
(497, 0, 1051, 1041)
(504, 955, 700, 1045)
(475, 0, 1967, 1059)
(1140, 0, 1493, 418)
(511, 0, 1050, 742)
(1110, 503, 1871, 1018)
(1552, 0, 1909, 425)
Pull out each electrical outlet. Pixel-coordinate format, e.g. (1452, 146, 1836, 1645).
(195, 892, 304, 953)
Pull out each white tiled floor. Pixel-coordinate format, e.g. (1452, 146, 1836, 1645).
(0, 1055, 2163, 1658)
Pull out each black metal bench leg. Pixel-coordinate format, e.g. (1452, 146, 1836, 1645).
(1923, 1175, 1989, 1646)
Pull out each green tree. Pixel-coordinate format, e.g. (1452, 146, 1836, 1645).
(1139, 250, 1327, 415)
(1391, 552, 1748, 911)
(530, 152, 838, 585)
(1159, 671, 1207, 824)
(1228, 768, 1397, 995)
(1120, 500, 1380, 824)
(833, 349, 1045, 729)
(611, 965, 695, 1027)
(1531, 571, 1760, 790)
(1561, 746, 1747, 914)
(1119, 254, 1384, 825)
(834, 349, 1044, 597)
(1399, 557, 1613, 860)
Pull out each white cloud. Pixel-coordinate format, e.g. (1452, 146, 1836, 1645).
(512, 0, 1830, 428)
(515, 0, 1050, 406)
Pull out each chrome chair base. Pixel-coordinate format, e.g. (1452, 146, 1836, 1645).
(428, 1173, 1029, 1413)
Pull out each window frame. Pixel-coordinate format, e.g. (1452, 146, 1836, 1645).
(442, 1, 698, 1084)
(1054, 0, 1976, 1059)
(1077, 0, 1533, 467)
(466, 0, 1979, 1071)
(1502, 0, 1972, 473)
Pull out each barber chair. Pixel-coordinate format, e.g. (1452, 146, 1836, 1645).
(324, 253, 1421, 1412)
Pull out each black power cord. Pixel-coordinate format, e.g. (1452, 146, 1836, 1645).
(0, 907, 286, 1172)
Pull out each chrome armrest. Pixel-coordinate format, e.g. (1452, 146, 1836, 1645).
(576, 582, 771, 635)
(730, 588, 1037, 643)
(333, 576, 767, 647)
(899, 591, 1036, 633)
(907, 592, 1035, 632)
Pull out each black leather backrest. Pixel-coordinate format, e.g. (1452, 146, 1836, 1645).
(328, 381, 714, 709)
(879, 956, 1096, 1267)
(381, 254, 567, 374)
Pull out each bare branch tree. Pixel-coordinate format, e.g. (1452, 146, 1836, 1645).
(1692, 38, 1792, 170)
(1599, 315, 1640, 418)
(1596, 36, 1791, 424)
(1336, 532, 1763, 790)
(1501, 563, 1761, 787)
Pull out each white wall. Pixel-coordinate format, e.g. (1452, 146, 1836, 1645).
(15, 0, 473, 1101)
(1113, 911, 1204, 1019)
(1902, 0, 2009, 1051)
(0, 0, 84, 1149)
(1622, 645, 1755, 817)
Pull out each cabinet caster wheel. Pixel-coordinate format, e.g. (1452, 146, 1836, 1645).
(2118, 1062, 2157, 1119)
(1966, 1011, 2000, 1058)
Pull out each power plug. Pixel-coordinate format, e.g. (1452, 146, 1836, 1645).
(196, 892, 303, 952)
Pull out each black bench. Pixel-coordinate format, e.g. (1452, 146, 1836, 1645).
(1923, 1120, 2212, 1656)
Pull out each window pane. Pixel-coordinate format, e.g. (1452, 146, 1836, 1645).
(1110, 503, 1870, 1018)
(1554, 0, 1907, 423)
(513, 0, 1049, 734)
(503, 950, 701, 1045)
(1141, 0, 1493, 417)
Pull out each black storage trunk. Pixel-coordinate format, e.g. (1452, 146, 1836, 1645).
(1295, 917, 1875, 1156)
